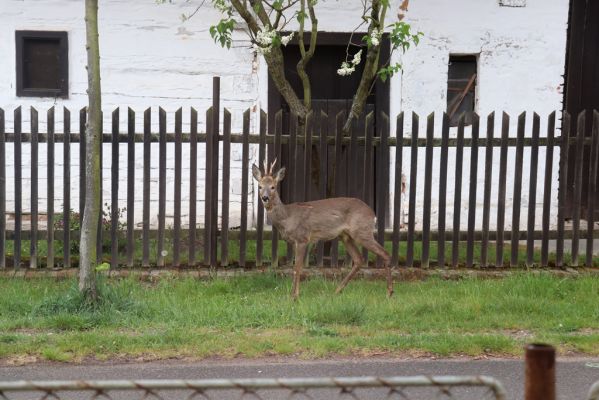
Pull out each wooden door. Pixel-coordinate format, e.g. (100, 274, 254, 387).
(563, 0, 599, 217)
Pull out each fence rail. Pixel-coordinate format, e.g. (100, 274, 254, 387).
(1, 79, 599, 271)
(0, 376, 507, 400)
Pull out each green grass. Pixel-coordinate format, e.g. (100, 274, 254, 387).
(4, 237, 598, 268)
(0, 273, 598, 362)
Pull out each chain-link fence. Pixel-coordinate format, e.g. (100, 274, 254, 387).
(0, 376, 506, 400)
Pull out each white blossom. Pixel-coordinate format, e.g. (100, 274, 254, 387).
(281, 32, 294, 46)
(254, 28, 277, 54)
(370, 28, 381, 47)
(337, 61, 355, 76)
(351, 49, 362, 65)
(256, 29, 276, 46)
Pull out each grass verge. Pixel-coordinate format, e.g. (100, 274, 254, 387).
(0, 272, 598, 363)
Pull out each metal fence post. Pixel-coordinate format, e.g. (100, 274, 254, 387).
(525, 343, 555, 400)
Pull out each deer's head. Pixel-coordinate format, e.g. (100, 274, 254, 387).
(252, 159, 286, 209)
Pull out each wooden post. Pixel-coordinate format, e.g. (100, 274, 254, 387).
(525, 344, 555, 400)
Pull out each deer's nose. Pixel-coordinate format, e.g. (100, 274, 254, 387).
(261, 196, 269, 202)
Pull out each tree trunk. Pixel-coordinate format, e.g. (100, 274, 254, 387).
(80, 0, 102, 299)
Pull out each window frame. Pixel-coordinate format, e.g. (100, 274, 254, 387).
(15, 30, 69, 98)
(446, 54, 477, 127)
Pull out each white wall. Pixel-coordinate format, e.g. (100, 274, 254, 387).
(0, 0, 568, 231)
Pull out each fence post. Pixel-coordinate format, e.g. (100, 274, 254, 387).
(525, 343, 555, 400)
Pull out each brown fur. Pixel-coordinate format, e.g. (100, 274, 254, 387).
(253, 162, 393, 300)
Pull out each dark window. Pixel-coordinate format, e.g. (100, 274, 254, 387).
(16, 31, 68, 98)
(447, 55, 477, 126)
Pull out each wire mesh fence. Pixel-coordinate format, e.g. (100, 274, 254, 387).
(0, 376, 507, 400)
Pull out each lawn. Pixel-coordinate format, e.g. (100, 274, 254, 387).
(0, 272, 598, 363)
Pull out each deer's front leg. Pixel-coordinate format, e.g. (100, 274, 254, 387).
(292, 242, 308, 300)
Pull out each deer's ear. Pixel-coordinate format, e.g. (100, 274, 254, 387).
(274, 167, 286, 182)
(252, 164, 262, 181)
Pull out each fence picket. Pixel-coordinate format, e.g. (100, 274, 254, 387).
(79, 108, 86, 224)
(256, 110, 267, 267)
(142, 108, 151, 267)
(526, 113, 540, 267)
(496, 113, 510, 267)
(317, 111, 327, 267)
(96, 115, 103, 264)
(541, 112, 555, 267)
(481, 112, 495, 268)
(271, 110, 283, 268)
(391, 113, 404, 267)
(363, 112, 374, 206)
(221, 109, 231, 267)
(437, 113, 449, 267)
(452, 115, 465, 268)
(204, 107, 213, 266)
(47, 107, 55, 269)
(63, 108, 71, 269)
(210, 80, 221, 266)
(330, 111, 345, 267)
(111, 108, 120, 269)
(510, 112, 526, 267)
(239, 109, 250, 267)
(304, 112, 314, 202)
(157, 107, 167, 267)
(173, 108, 182, 267)
(349, 119, 359, 201)
(126, 108, 135, 267)
(466, 113, 480, 268)
(556, 113, 570, 267)
(287, 114, 298, 264)
(421, 113, 434, 269)
(362, 112, 374, 261)
(376, 112, 389, 268)
(30, 107, 38, 269)
(406, 112, 419, 268)
(587, 111, 599, 267)
(189, 108, 198, 267)
(571, 111, 585, 266)
(0, 108, 4, 269)
(14, 107, 22, 269)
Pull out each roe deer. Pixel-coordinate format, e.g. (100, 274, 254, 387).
(252, 159, 392, 300)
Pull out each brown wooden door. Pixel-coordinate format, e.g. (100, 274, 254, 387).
(563, 0, 599, 218)
(267, 33, 389, 210)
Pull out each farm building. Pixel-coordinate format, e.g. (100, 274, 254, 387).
(0, 0, 597, 267)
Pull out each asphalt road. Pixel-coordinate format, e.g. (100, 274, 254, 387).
(1, 357, 599, 400)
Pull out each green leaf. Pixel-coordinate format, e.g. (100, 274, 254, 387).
(96, 262, 110, 272)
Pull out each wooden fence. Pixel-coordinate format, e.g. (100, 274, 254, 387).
(1, 95, 598, 271)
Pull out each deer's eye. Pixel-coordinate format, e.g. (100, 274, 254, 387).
(270, 186, 275, 190)
(258, 186, 263, 190)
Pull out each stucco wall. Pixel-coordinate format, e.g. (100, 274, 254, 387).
(0, 0, 568, 231)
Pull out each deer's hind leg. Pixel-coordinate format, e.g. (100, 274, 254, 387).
(353, 232, 393, 297)
(335, 234, 365, 294)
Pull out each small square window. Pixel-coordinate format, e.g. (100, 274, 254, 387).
(447, 55, 477, 127)
(16, 31, 68, 98)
